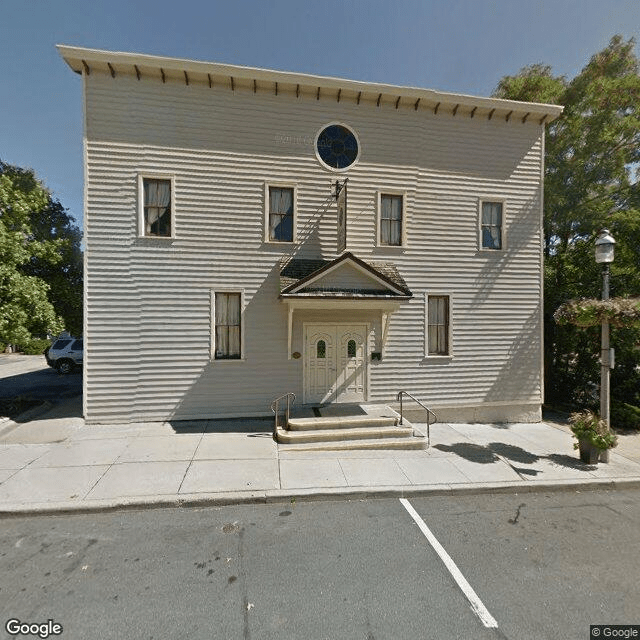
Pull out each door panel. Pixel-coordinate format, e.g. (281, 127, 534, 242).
(304, 324, 367, 403)
(306, 330, 335, 404)
(336, 328, 366, 402)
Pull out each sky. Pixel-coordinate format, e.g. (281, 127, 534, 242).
(1, 0, 639, 229)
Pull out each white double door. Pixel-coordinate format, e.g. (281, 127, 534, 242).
(304, 324, 368, 404)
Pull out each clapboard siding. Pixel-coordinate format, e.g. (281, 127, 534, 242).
(83, 69, 544, 423)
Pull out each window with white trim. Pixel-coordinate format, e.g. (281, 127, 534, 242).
(213, 292, 242, 360)
(427, 295, 450, 356)
(267, 185, 295, 243)
(379, 193, 405, 246)
(380, 194, 403, 246)
(141, 177, 173, 237)
(480, 201, 503, 250)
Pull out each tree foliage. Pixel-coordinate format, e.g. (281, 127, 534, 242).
(494, 36, 640, 408)
(0, 161, 83, 347)
(22, 198, 83, 336)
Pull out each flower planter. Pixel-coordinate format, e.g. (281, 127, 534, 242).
(578, 438, 600, 464)
(554, 297, 640, 329)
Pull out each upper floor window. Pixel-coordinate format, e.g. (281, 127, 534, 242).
(139, 176, 174, 238)
(268, 186, 295, 242)
(315, 123, 360, 171)
(480, 201, 504, 250)
(378, 193, 405, 247)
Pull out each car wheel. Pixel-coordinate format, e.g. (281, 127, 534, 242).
(57, 359, 74, 375)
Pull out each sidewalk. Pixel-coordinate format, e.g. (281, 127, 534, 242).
(1, 403, 640, 515)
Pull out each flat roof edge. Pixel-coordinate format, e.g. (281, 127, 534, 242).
(56, 44, 563, 120)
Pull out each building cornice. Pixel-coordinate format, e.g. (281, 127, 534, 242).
(57, 45, 564, 124)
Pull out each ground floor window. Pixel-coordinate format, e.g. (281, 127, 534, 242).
(214, 292, 242, 359)
(427, 295, 450, 356)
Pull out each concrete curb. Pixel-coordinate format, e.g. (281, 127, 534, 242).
(2, 476, 640, 518)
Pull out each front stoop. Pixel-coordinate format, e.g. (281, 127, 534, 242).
(276, 407, 426, 451)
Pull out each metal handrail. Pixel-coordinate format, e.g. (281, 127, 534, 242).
(270, 392, 296, 437)
(396, 391, 437, 447)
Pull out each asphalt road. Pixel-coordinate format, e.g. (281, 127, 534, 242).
(0, 355, 81, 403)
(1, 490, 639, 640)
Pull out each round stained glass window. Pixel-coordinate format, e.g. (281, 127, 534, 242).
(315, 123, 359, 171)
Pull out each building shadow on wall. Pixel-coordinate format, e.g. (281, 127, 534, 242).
(465, 196, 543, 407)
(166, 260, 301, 428)
(482, 304, 543, 404)
(419, 120, 538, 181)
(469, 196, 540, 308)
(165, 186, 343, 429)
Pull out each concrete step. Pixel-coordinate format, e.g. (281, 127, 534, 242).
(287, 415, 397, 431)
(277, 435, 427, 451)
(276, 424, 415, 445)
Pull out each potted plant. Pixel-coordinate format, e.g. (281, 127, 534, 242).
(569, 410, 618, 464)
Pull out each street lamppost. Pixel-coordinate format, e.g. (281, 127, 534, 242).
(595, 229, 615, 463)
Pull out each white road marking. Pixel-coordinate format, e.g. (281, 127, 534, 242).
(400, 498, 499, 629)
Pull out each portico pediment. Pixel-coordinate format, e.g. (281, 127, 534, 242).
(280, 252, 412, 299)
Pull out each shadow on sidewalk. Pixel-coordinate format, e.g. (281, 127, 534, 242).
(434, 441, 597, 475)
(168, 417, 273, 435)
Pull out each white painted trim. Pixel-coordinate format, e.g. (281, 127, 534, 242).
(287, 305, 293, 360)
(57, 45, 564, 122)
(424, 292, 453, 358)
(376, 190, 408, 248)
(137, 173, 176, 239)
(314, 121, 361, 173)
(282, 299, 402, 312)
(82, 66, 89, 421)
(365, 321, 372, 397)
(539, 126, 546, 404)
(477, 197, 507, 252)
(210, 289, 245, 362)
(380, 310, 389, 357)
(264, 181, 298, 244)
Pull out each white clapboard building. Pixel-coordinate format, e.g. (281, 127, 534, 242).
(59, 45, 562, 432)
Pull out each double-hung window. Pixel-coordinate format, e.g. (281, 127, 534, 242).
(140, 176, 174, 238)
(267, 186, 295, 243)
(213, 292, 242, 360)
(427, 295, 450, 356)
(379, 193, 404, 246)
(480, 201, 504, 250)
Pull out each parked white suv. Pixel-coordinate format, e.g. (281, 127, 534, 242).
(45, 336, 83, 374)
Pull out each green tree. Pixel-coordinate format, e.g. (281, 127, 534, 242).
(0, 161, 82, 347)
(494, 36, 640, 407)
(21, 198, 83, 336)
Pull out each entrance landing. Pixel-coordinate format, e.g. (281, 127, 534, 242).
(277, 403, 426, 451)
